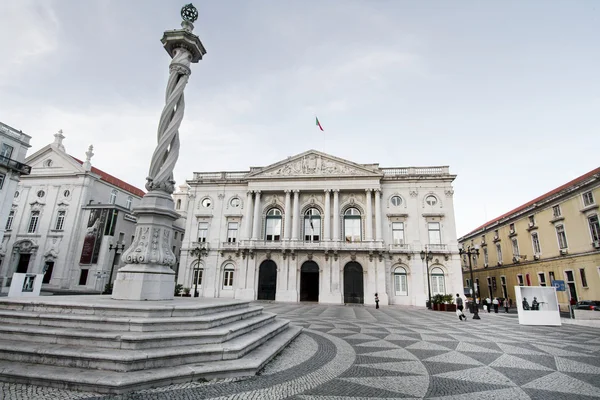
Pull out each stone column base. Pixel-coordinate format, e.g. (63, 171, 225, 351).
(319, 292, 343, 304)
(112, 265, 175, 301)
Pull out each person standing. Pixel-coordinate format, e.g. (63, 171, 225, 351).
(485, 297, 492, 313)
(456, 293, 466, 321)
(503, 297, 510, 313)
(375, 293, 379, 309)
(492, 297, 499, 313)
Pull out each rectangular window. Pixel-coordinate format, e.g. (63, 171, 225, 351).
(511, 238, 519, 256)
(475, 278, 480, 296)
(580, 268, 588, 287)
(431, 274, 445, 295)
(509, 223, 515, 232)
(266, 218, 282, 241)
(227, 222, 239, 243)
(428, 222, 441, 245)
(392, 222, 405, 245)
(528, 215, 535, 225)
(193, 268, 203, 287)
(517, 274, 524, 286)
(79, 269, 89, 286)
(54, 210, 66, 230)
(344, 218, 361, 242)
(304, 217, 320, 242)
(496, 243, 502, 263)
(588, 215, 600, 242)
(27, 211, 40, 233)
(483, 247, 489, 264)
(223, 269, 234, 288)
(0, 143, 14, 159)
(552, 205, 561, 218)
(531, 232, 541, 254)
(174, 231, 178, 240)
(500, 276, 507, 298)
(549, 271, 555, 281)
(556, 224, 568, 249)
(197, 222, 208, 242)
(583, 191, 595, 206)
(394, 274, 408, 296)
(538, 272, 546, 286)
(109, 190, 117, 204)
(0, 173, 4, 189)
(5, 210, 14, 230)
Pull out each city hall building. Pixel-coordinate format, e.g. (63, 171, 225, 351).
(176, 150, 463, 306)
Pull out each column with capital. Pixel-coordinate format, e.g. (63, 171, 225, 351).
(291, 190, 300, 241)
(375, 189, 383, 242)
(112, 4, 206, 300)
(323, 190, 331, 241)
(283, 190, 291, 241)
(365, 189, 373, 241)
(332, 190, 340, 242)
(251, 191, 262, 240)
(244, 191, 254, 240)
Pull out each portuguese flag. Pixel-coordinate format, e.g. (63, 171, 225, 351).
(316, 116, 324, 131)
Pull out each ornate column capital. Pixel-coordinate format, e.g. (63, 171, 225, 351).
(332, 189, 340, 193)
(293, 189, 300, 194)
(254, 190, 262, 195)
(324, 189, 331, 193)
(365, 188, 373, 193)
(284, 189, 292, 194)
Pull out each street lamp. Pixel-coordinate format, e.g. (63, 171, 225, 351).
(459, 245, 480, 320)
(420, 246, 433, 309)
(106, 242, 125, 293)
(190, 245, 208, 298)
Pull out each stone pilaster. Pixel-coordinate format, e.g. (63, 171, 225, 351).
(324, 190, 331, 241)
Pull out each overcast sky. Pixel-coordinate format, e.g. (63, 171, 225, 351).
(2, 0, 599, 237)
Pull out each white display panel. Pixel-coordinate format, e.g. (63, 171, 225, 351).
(8, 273, 44, 297)
(514, 286, 561, 326)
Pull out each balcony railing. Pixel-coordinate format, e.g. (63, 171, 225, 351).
(427, 244, 447, 251)
(389, 243, 411, 252)
(192, 171, 248, 181)
(0, 155, 31, 175)
(382, 166, 449, 177)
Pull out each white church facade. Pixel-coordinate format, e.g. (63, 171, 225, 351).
(177, 150, 463, 306)
(0, 132, 185, 294)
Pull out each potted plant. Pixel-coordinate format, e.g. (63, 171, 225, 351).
(432, 294, 443, 311)
(444, 294, 457, 312)
(174, 284, 183, 297)
(182, 287, 191, 297)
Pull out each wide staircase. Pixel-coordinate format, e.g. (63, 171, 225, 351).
(0, 296, 301, 394)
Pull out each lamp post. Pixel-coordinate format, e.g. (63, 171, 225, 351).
(106, 242, 125, 293)
(420, 246, 433, 309)
(459, 245, 480, 320)
(190, 245, 207, 298)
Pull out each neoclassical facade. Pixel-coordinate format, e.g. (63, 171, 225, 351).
(178, 150, 462, 306)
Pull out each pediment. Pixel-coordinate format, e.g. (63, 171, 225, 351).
(248, 150, 382, 179)
(25, 146, 86, 175)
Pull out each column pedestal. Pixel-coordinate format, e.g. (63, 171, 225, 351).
(112, 191, 178, 300)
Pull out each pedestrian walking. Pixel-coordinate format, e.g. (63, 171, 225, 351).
(456, 293, 466, 321)
(482, 298, 488, 313)
(503, 297, 510, 313)
(492, 297, 499, 313)
(375, 293, 379, 309)
(485, 297, 492, 313)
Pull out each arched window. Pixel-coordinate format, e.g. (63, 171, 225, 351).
(265, 208, 282, 241)
(193, 265, 203, 287)
(223, 264, 234, 289)
(431, 267, 445, 295)
(304, 208, 321, 242)
(109, 189, 117, 204)
(394, 267, 408, 296)
(176, 199, 181, 210)
(126, 196, 133, 210)
(344, 208, 361, 242)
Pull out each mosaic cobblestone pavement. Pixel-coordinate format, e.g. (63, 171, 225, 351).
(2, 303, 600, 400)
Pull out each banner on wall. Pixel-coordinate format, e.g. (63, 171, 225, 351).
(79, 208, 110, 265)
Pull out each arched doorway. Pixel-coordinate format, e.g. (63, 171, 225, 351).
(300, 261, 319, 302)
(257, 260, 277, 300)
(344, 262, 364, 304)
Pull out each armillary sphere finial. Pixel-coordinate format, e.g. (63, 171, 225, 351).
(181, 3, 198, 23)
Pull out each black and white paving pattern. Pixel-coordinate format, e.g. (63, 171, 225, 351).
(2, 303, 600, 400)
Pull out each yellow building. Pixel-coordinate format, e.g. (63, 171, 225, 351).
(458, 167, 600, 311)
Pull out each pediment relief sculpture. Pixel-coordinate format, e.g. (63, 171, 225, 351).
(252, 152, 381, 178)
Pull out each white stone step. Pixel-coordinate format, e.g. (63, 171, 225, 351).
(0, 312, 276, 349)
(0, 304, 265, 332)
(0, 325, 302, 394)
(0, 318, 290, 372)
(0, 295, 251, 318)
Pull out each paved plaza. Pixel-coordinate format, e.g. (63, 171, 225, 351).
(2, 302, 600, 400)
